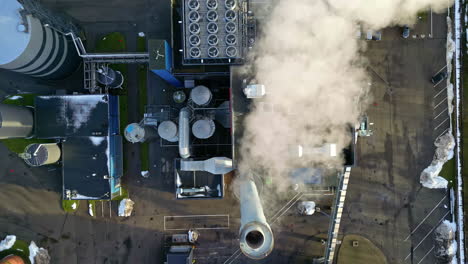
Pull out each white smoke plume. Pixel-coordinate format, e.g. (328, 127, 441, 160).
(236, 0, 452, 190)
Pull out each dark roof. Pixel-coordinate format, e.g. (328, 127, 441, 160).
(167, 250, 193, 264)
(34, 95, 110, 138)
(62, 137, 111, 200)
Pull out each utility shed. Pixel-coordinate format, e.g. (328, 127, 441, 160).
(166, 246, 193, 264)
(34, 94, 110, 138)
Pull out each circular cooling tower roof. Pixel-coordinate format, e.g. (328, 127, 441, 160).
(192, 119, 216, 139)
(190, 85, 212, 106)
(158, 121, 178, 142)
(0, 0, 31, 65)
(124, 123, 146, 143)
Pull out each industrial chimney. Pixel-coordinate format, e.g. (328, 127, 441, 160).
(0, 104, 33, 139)
(239, 178, 274, 259)
(0, 0, 79, 79)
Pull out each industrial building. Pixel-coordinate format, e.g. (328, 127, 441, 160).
(0, 0, 355, 263)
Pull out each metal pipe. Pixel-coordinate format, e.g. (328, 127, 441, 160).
(239, 179, 274, 259)
(179, 107, 191, 159)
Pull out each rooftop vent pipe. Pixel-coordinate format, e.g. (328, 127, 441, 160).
(180, 157, 233, 175)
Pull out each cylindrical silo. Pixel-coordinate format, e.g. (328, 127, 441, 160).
(0, 0, 79, 79)
(0, 104, 33, 139)
(158, 121, 179, 142)
(124, 123, 156, 143)
(239, 179, 274, 259)
(22, 143, 61, 167)
(192, 119, 216, 139)
(96, 66, 124, 89)
(190, 85, 212, 106)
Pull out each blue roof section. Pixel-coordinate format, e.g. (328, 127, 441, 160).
(0, 0, 30, 65)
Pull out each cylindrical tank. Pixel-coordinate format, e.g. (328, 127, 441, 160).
(0, 104, 33, 139)
(96, 66, 124, 89)
(22, 143, 61, 167)
(158, 121, 179, 142)
(190, 85, 212, 106)
(124, 123, 156, 143)
(179, 107, 191, 159)
(239, 179, 274, 259)
(0, 255, 25, 264)
(0, 0, 79, 79)
(192, 119, 216, 139)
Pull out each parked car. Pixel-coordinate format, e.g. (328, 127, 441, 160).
(366, 30, 382, 41)
(402, 25, 410, 38)
(431, 71, 448, 85)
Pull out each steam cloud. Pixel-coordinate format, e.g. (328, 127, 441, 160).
(237, 0, 451, 190)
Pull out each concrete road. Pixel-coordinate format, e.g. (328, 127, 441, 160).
(340, 12, 452, 264)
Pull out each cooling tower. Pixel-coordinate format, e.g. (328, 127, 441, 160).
(239, 179, 274, 259)
(0, 0, 79, 79)
(22, 143, 61, 167)
(0, 104, 33, 139)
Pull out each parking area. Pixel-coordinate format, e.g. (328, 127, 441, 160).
(340, 11, 451, 264)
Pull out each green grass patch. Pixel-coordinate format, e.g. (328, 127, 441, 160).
(95, 32, 126, 53)
(112, 186, 129, 201)
(0, 239, 31, 264)
(416, 10, 429, 21)
(3, 94, 36, 106)
(137, 36, 147, 52)
(62, 200, 80, 213)
(440, 158, 456, 188)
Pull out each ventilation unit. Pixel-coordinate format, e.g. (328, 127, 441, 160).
(207, 34, 219, 46)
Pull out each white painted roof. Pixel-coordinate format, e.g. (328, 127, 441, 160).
(0, 0, 31, 65)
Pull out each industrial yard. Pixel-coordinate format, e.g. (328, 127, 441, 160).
(0, 0, 466, 264)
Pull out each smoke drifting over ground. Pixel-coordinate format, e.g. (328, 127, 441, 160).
(236, 0, 452, 190)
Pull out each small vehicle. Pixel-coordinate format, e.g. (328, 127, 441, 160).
(402, 26, 410, 38)
(366, 30, 382, 41)
(431, 71, 448, 85)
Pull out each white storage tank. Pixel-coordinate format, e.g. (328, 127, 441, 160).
(0, 0, 79, 79)
(192, 119, 216, 139)
(0, 103, 33, 139)
(158, 121, 179, 142)
(21, 143, 61, 167)
(190, 85, 212, 106)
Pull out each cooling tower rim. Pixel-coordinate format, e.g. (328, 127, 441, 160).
(0, 0, 31, 65)
(239, 221, 274, 260)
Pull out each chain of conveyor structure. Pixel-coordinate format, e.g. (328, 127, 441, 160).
(324, 167, 351, 263)
(66, 32, 150, 92)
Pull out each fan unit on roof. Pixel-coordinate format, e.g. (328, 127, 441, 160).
(188, 0, 200, 10)
(208, 46, 219, 57)
(189, 35, 201, 46)
(190, 47, 202, 58)
(207, 34, 219, 46)
(206, 0, 218, 10)
(226, 46, 238, 57)
(189, 10, 200, 22)
(207, 10, 218, 22)
(225, 10, 237, 21)
(225, 34, 237, 45)
(189, 23, 201, 34)
(225, 21, 237, 33)
(207, 22, 219, 34)
(225, 0, 236, 9)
